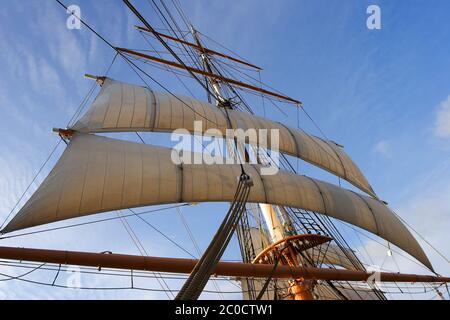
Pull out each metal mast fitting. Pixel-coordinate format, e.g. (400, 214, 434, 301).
(253, 234, 333, 300)
(190, 25, 227, 107)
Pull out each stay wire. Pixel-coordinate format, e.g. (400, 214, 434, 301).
(55, 0, 220, 127)
(139, 31, 198, 99)
(256, 246, 288, 300)
(67, 52, 119, 128)
(125, 0, 220, 101)
(146, 0, 205, 72)
(0, 263, 46, 282)
(176, 207, 226, 299)
(2, 259, 443, 295)
(392, 210, 450, 266)
(117, 210, 174, 298)
(0, 140, 62, 231)
(0, 204, 189, 240)
(127, 208, 195, 258)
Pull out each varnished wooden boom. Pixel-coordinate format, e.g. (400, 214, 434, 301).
(135, 26, 262, 70)
(0, 246, 448, 283)
(116, 47, 301, 105)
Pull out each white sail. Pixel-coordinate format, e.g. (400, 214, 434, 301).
(307, 245, 362, 271)
(241, 228, 280, 300)
(72, 78, 376, 197)
(2, 133, 431, 269)
(315, 283, 381, 300)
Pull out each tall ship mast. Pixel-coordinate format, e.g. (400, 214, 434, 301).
(0, 0, 449, 300)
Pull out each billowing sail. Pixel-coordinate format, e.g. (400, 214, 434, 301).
(307, 245, 362, 271)
(2, 133, 432, 269)
(241, 228, 281, 300)
(315, 283, 381, 300)
(72, 78, 376, 197)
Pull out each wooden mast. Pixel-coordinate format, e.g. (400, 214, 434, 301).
(189, 27, 315, 300)
(190, 26, 225, 106)
(0, 246, 448, 284)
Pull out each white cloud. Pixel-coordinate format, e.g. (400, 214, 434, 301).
(346, 155, 450, 299)
(34, 1, 87, 82)
(372, 140, 391, 158)
(26, 55, 64, 97)
(395, 185, 450, 268)
(434, 95, 450, 138)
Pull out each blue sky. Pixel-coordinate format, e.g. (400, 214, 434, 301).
(0, 0, 449, 299)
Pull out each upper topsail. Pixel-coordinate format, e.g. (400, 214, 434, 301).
(71, 78, 376, 198)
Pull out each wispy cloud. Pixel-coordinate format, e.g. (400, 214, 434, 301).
(388, 162, 450, 281)
(434, 95, 450, 139)
(372, 140, 391, 158)
(1, 0, 450, 300)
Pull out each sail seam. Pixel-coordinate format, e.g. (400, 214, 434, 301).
(114, 81, 125, 129)
(77, 135, 94, 214)
(53, 141, 72, 222)
(156, 149, 162, 201)
(147, 86, 157, 131)
(130, 84, 137, 128)
(251, 164, 268, 204)
(277, 121, 301, 161)
(323, 140, 349, 180)
(211, 104, 220, 130)
(179, 94, 186, 130)
(168, 92, 174, 130)
(99, 137, 109, 210)
(97, 78, 111, 130)
(353, 192, 381, 236)
(197, 97, 208, 126)
(138, 143, 144, 205)
(304, 176, 329, 216)
(119, 140, 127, 208)
(72, 79, 377, 197)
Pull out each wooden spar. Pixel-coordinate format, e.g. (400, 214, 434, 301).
(0, 246, 448, 283)
(84, 74, 106, 85)
(115, 47, 301, 105)
(135, 26, 262, 70)
(52, 128, 75, 138)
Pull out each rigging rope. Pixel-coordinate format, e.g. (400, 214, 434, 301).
(52, 0, 443, 302)
(176, 207, 226, 299)
(0, 257, 444, 298)
(55, 0, 221, 127)
(0, 140, 62, 231)
(138, 31, 200, 100)
(0, 263, 46, 282)
(392, 211, 450, 265)
(117, 210, 174, 298)
(255, 246, 288, 300)
(0, 204, 189, 240)
(67, 52, 119, 128)
(0, 50, 119, 232)
(126, 0, 220, 101)
(175, 173, 253, 300)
